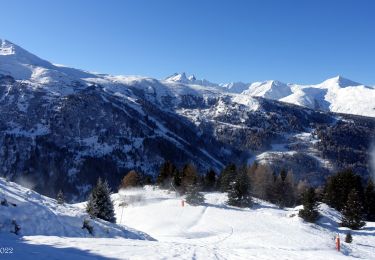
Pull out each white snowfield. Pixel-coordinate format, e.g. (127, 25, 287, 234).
(1, 180, 374, 259)
(1, 39, 374, 118)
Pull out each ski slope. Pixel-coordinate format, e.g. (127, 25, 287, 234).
(2, 181, 374, 259)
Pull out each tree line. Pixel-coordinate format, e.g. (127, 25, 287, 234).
(61, 160, 375, 235)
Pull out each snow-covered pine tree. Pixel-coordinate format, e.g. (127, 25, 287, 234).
(218, 164, 237, 192)
(341, 189, 365, 230)
(298, 187, 320, 223)
(227, 166, 252, 208)
(185, 185, 205, 206)
(86, 178, 116, 223)
(57, 189, 65, 205)
(364, 179, 375, 221)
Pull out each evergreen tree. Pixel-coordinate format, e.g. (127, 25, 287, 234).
(218, 164, 237, 192)
(298, 187, 320, 223)
(157, 161, 176, 188)
(185, 185, 205, 206)
(324, 169, 363, 211)
(364, 179, 375, 221)
(272, 170, 296, 208)
(296, 180, 309, 205)
(86, 178, 116, 223)
(341, 189, 365, 230)
(227, 166, 252, 208)
(204, 169, 216, 191)
(56, 189, 65, 205)
(172, 167, 182, 188)
(345, 232, 353, 243)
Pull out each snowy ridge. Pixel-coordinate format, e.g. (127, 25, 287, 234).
(241, 76, 375, 117)
(0, 39, 374, 117)
(0, 178, 153, 239)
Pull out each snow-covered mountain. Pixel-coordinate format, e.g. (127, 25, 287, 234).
(239, 76, 375, 117)
(1, 39, 374, 200)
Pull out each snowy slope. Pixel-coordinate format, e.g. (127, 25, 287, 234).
(110, 187, 375, 259)
(0, 178, 152, 239)
(5, 185, 374, 259)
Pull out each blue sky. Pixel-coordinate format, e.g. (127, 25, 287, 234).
(2, 0, 374, 85)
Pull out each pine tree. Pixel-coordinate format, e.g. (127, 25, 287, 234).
(227, 166, 252, 208)
(218, 164, 237, 192)
(296, 180, 309, 205)
(86, 178, 116, 223)
(364, 179, 375, 221)
(56, 189, 65, 205)
(341, 189, 365, 230)
(204, 169, 216, 191)
(324, 169, 363, 211)
(272, 170, 296, 208)
(345, 232, 353, 243)
(157, 161, 176, 188)
(298, 187, 320, 223)
(185, 185, 205, 206)
(172, 167, 182, 188)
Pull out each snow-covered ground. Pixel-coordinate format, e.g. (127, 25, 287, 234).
(1, 179, 374, 259)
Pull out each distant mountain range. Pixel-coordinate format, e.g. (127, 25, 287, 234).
(1, 39, 374, 200)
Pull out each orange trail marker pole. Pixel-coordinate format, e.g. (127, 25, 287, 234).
(335, 234, 340, 252)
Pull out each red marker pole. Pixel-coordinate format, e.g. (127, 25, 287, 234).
(335, 234, 340, 252)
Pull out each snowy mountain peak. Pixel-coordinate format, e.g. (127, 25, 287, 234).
(0, 39, 52, 70)
(165, 72, 189, 83)
(164, 72, 218, 88)
(243, 79, 292, 100)
(188, 74, 196, 81)
(322, 75, 362, 87)
(0, 39, 16, 55)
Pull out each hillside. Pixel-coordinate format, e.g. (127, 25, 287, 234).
(1, 180, 374, 259)
(1, 39, 375, 200)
